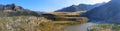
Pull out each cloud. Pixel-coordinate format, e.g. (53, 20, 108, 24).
(74, 0, 111, 4)
(91, 0, 110, 4)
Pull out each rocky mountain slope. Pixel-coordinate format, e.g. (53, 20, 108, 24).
(0, 4, 40, 17)
(85, 0, 120, 23)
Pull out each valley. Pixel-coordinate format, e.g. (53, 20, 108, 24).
(0, 4, 89, 31)
(0, 0, 120, 31)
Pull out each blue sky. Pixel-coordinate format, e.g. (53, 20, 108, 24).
(0, 0, 110, 12)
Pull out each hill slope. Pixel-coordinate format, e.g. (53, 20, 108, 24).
(85, 0, 120, 23)
(0, 4, 40, 16)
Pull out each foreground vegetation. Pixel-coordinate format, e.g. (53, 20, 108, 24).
(0, 16, 63, 31)
(88, 24, 120, 31)
(0, 16, 85, 31)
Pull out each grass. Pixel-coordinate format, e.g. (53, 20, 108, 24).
(0, 16, 66, 31)
(53, 21, 80, 25)
(88, 24, 120, 31)
(0, 16, 85, 31)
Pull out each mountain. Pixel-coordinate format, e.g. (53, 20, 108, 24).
(55, 5, 81, 12)
(78, 2, 106, 10)
(0, 5, 4, 10)
(0, 4, 40, 16)
(55, 2, 106, 12)
(85, 0, 120, 23)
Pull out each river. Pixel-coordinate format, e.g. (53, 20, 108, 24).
(64, 23, 95, 31)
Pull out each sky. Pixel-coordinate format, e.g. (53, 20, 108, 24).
(0, 0, 111, 12)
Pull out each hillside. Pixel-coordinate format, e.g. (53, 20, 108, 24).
(42, 12, 88, 24)
(85, 0, 120, 23)
(0, 4, 40, 17)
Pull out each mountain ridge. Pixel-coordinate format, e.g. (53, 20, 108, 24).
(85, 0, 120, 23)
(55, 5, 82, 12)
(55, 2, 106, 12)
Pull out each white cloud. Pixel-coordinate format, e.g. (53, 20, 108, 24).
(90, 0, 111, 4)
(74, 0, 111, 5)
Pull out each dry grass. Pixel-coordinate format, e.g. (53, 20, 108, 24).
(0, 16, 66, 31)
(88, 24, 120, 31)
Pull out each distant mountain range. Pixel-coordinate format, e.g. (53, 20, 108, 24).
(0, 4, 40, 16)
(85, 0, 120, 23)
(55, 5, 81, 12)
(55, 2, 106, 12)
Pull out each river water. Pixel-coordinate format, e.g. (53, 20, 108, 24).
(64, 23, 95, 31)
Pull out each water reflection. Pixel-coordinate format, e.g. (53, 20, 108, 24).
(64, 23, 94, 31)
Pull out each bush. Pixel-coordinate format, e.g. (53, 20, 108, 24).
(88, 24, 120, 31)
